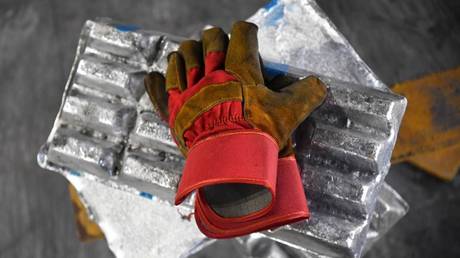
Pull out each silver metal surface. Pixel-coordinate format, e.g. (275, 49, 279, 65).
(66, 174, 210, 258)
(364, 183, 409, 253)
(248, 0, 387, 90)
(37, 9, 407, 257)
(234, 183, 409, 258)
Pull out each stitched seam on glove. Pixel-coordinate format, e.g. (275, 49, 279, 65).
(185, 113, 248, 147)
(208, 115, 245, 128)
(170, 81, 241, 127)
(172, 82, 243, 150)
(175, 97, 243, 154)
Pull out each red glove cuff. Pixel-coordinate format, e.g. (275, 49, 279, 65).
(174, 130, 279, 212)
(194, 155, 309, 238)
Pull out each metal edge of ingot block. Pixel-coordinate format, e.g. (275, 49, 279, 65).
(363, 183, 409, 254)
(37, 18, 407, 258)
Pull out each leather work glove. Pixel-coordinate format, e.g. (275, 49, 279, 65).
(144, 21, 327, 238)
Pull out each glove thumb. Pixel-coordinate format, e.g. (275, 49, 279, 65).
(144, 72, 169, 121)
(243, 76, 327, 150)
(278, 76, 327, 127)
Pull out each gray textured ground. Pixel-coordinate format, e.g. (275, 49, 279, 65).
(0, 0, 459, 257)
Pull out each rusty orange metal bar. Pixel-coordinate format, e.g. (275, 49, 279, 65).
(392, 66, 460, 180)
(68, 184, 104, 242)
(408, 143, 460, 181)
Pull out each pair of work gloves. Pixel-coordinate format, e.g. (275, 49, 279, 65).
(144, 21, 327, 238)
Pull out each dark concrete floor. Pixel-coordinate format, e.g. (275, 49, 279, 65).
(0, 0, 459, 257)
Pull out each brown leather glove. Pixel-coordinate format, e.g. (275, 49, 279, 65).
(145, 21, 327, 238)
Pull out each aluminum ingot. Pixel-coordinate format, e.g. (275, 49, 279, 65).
(75, 55, 146, 100)
(37, 16, 408, 258)
(86, 19, 161, 64)
(47, 127, 122, 176)
(62, 86, 136, 135)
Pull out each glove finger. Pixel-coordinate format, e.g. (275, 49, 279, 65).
(225, 21, 264, 85)
(166, 51, 187, 92)
(279, 76, 327, 132)
(202, 27, 228, 75)
(144, 72, 169, 121)
(261, 66, 320, 153)
(178, 40, 203, 88)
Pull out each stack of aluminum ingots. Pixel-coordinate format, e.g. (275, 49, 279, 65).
(37, 1, 408, 257)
